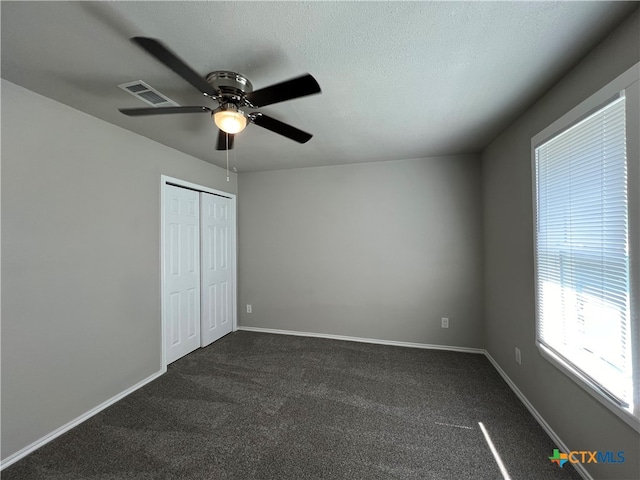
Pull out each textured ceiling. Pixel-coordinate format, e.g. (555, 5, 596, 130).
(1, 1, 637, 172)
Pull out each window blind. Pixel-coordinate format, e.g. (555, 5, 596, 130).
(534, 94, 631, 406)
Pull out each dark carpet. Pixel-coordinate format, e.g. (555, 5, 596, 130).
(2, 331, 582, 479)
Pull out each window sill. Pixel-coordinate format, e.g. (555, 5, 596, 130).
(536, 342, 640, 433)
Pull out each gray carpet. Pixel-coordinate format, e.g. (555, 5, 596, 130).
(3, 331, 582, 479)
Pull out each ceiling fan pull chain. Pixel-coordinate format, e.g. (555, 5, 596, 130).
(226, 133, 230, 182)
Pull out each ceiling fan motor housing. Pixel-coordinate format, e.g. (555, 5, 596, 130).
(206, 71, 253, 104)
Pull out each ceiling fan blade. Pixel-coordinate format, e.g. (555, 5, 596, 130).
(216, 130, 235, 150)
(252, 113, 312, 143)
(245, 74, 321, 108)
(119, 106, 211, 116)
(131, 37, 218, 97)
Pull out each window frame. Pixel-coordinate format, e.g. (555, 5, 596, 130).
(531, 63, 640, 433)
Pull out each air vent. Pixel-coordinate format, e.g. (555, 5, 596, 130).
(118, 80, 178, 107)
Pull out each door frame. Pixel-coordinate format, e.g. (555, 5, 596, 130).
(160, 175, 237, 370)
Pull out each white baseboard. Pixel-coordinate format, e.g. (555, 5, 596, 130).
(237, 326, 485, 354)
(483, 352, 593, 480)
(0, 368, 166, 470)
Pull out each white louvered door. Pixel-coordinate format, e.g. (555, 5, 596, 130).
(164, 185, 201, 364)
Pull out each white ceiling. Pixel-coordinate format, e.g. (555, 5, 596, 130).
(1, 1, 636, 172)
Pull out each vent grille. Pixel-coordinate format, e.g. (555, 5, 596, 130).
(126, 84, 148, 93)
(118, 80, 177, 107)
(138, 90, 168, 105)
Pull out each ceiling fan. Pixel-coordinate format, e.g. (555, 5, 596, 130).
(119, 37, 321, 150)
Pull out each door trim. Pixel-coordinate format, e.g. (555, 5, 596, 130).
(160, 175, 237, 369)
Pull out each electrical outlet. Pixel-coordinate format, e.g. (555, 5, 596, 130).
(441, 317, 449, 328)
(515, 347, 521, 365)
(246, 304, 252, 314)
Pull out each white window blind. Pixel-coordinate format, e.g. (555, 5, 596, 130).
(534, 94, 631, 408)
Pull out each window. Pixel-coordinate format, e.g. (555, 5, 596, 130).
(532, 64, 639, 430)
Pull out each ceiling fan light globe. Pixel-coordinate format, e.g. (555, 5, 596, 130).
(214, 110, 247, 134)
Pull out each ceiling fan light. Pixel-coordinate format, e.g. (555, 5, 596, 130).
(214, 109, 247, 134)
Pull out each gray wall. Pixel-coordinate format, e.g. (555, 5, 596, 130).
(482, 10, 639, 480)
(238, 155, 484, 348)
(1, 79, 237, 460)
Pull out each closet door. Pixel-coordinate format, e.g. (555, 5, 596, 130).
(200, 192, 234, 347)
(164, 185, 201, 364)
